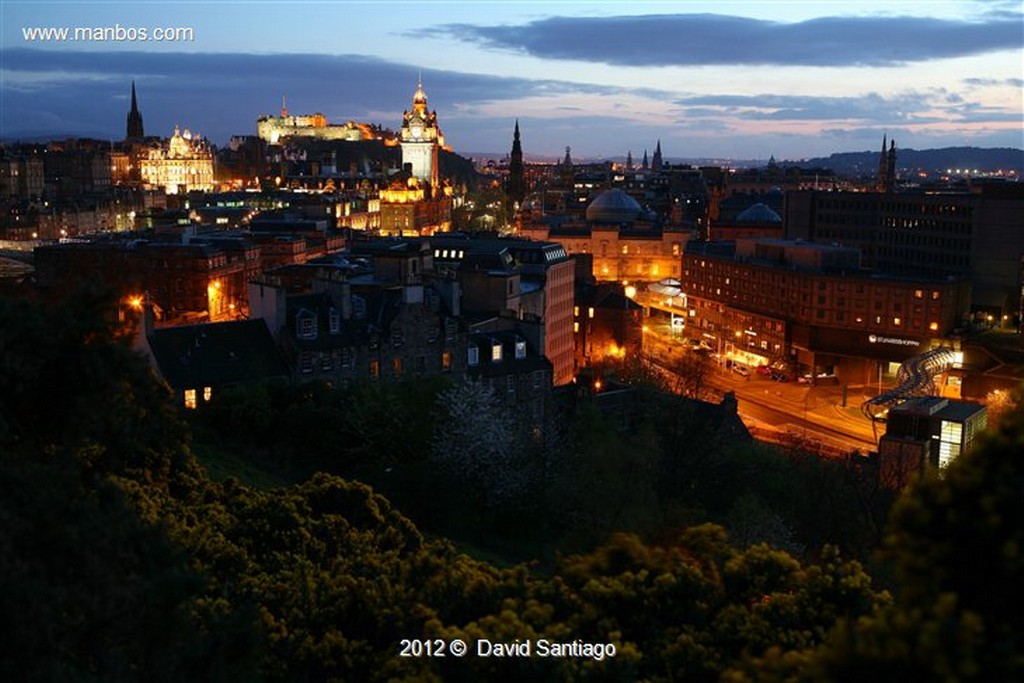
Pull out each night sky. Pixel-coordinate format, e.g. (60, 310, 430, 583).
(2, 0, 1022, 160)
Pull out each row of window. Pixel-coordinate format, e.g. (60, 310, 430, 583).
(467, 339, 527, 366)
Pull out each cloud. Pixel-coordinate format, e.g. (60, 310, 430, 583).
(0, 48, 617, 142)
(675, 93, 905, 121)
(963, 77, 1024, 87)
(1, 48, 1019, 158)
(425, 12, 1024, 67)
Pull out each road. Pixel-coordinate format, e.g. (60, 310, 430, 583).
(644, 327, 882, 455)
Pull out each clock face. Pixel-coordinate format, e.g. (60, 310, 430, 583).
(410, 125, 422, 139)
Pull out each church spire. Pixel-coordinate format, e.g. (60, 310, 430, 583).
(878, 134, 897, 192)
(507, 119, 525, 207)
(126, 80, 144, 141)
(652, 139, 663, 172)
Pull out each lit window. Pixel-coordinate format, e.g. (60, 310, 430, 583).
(588, 307, 595, 318)
(203, 386, 212, 402)
(929, 321, 939, 331)
(369, 360, 380, 379)
(492, 342, 503, 362)
(442, 350, 452, 371)
(574, 305, 580, 317)
(392, 357, 402, 376)
(932, 291, 940, 300)
(515, 340, 527, 359)
(574, 321, 580, 333)
(894, 317, 902, 326)
(914, 290, 923, 299)
(184, 389, 197, 410)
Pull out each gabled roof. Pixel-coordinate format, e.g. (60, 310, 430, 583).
(148, 319, 289, 389)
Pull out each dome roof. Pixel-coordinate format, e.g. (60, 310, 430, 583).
(736, 202, 782, 224)
(586, 189, 642, 224)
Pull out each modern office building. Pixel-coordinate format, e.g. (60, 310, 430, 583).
(785, 185, 1024, 322)
(877, 396, 987, 488)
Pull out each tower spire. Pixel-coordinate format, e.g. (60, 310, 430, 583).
(281, 93, 288, 117)
(508, 119, 525, 207)
(126, 80, 145, 141)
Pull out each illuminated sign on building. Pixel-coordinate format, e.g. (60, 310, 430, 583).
(868, 334, 920, 347)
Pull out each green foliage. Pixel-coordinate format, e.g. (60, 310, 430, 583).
(0, 456, 259, 682)
(194, 376, 448, 479)
(802, 391, 1024, 681)
(0, 285, 189, 479)
(6, 286, 1019, 681)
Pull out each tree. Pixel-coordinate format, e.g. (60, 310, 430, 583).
(0, 284, 189, 480)
(0, 456, 260, 682)
(803, 392, 1024, 681)
(429, 380, 531, 525)
(668, 350, 716, 400)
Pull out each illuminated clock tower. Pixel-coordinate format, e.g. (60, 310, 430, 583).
(399, 76, 442, 188)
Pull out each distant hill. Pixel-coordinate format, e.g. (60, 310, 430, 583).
(791, 147, 1023, 175)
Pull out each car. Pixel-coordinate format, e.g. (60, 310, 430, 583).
(756, 365, 771, 375)
(732, 365, 750, 378)
(685, 338, 702, 348)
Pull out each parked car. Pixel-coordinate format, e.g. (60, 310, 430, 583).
(756, 365, 771, 375)
(732, 364, 750, 378)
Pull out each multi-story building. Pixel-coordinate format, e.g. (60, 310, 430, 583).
(681, 238, 971, 384)
(467, 329, 553, 430)
(431, 236, 576, 386)
(785, 185, 1024, 322)
(42, 139, 112, 198)
(379, 177, 452, 236)
(35, 237, 249, 323)
(0, 149, 44, 200)
(139, 126, 215, 194)
(249, 246, 468, 387)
